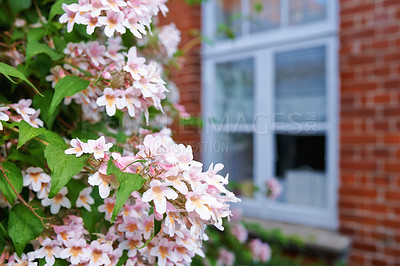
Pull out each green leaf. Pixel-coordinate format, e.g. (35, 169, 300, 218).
(8, 204, 45, 256)
(18, 120, 46, 149)
(33, 90, 60, 129)
(48, 75, 90, 114)
(116, 250, 129, 266)
(38, 130, 67, 148)
(0, 62, 42, 96)
(48, 0, 78, 22)
(26, 41, 63, 65)
(44, 144, 89, 198)
(0, 161, 23, 203)
(8, 0, 31, 16)
(106, 160, 145, 222)
(27, 28, 46, 42)
(8, 150, 46, 169)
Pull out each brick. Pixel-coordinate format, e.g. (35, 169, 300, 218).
(386, 191, 400, 201)
(341, 135, 376, 144)
(384, 163, 400, 173)
(353, 241, 378, 252)
(339, 187, 378, 198)
(383, 134, 400, 144)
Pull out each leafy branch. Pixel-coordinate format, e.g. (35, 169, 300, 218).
(0, 164, 51, 229)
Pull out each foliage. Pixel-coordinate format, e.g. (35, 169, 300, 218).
(0, 0, 242, 265)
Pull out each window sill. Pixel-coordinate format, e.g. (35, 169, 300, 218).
(243, 217, 351, 255)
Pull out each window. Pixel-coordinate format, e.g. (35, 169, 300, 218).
(202, 0, 338, 229)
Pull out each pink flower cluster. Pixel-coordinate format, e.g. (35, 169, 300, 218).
(46, 38, 167, 122)
(96, 192, 207, 265)
(222, 208, 271, 264)
(158, 23, 181, 58)
(4, 208, 204, 266)
(266, 178, 283, 200)
(250, 239, 271, 262)
(50, 130, 240, 264)
(0, 99, 43, 130)
(68, 130, 240, 228)
(59, 0, 168, 37)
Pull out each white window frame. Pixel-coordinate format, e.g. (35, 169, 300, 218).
(202, 0, 339, 229)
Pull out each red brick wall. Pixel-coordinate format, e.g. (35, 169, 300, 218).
(339, 0, 400, 265)
(159, 0, 202, 160)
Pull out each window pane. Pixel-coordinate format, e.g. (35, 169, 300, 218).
(275, 46, 326, 123)
(250, 0, 281, 33)
(289, 0, 327, 25)
(274, 134, 326, 207)
(215, 58, 254, 125)
(213, 133, 254, 198)
(216, 0, 242, 39)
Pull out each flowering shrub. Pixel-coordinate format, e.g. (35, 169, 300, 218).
(0, 0, 244, 265)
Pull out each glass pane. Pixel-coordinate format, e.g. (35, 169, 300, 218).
(216, 0, 242, 39)
(289, 0, 327, 25)
(250, 0, 281, 33)
(274, 134, 327, 207)
(275, 46, 326, 123)
(215, 58, 254, 125)
(213, 133, 254, 198)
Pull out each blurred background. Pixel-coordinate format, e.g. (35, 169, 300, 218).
(162, 0, 400, 265)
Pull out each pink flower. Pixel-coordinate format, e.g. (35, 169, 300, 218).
(142, 180, 178, 215)
(0, 106, 10, 130)
(98, 197, 116, 221)
(53, 224, 77, 245)
(23, 167, 50, 192)
(118, 216, 141, 238)
(126, 0, 149, 16)
(150, 238, 178, 265)
(87, 41, 106, 67)
(65, 138, 88, 157)
(185, 185, 220, 221)
(122, 47, 147, 80)
(101, 0, 127, 12)
(266, 178, 283, 200)
(86, 240, 113, 266)
(250, 239, 271, 262)
(59, 3, 79, 32)
(37, 182, 50, 199)
(96, 88, 124, 117)
(87, 136, 113, 160)
(34, 238, 61, 266)
(120, 87, 141, 117)
(119, 235, 144, 257)
(59, 238, 88, 264)
(159, 23, 181, 58)
(10, 99, 35, 122)
(217, 249, 235, 266)
(90, 0, 107, 17)
(122, 12, 146, 38)
(27, 109, 44, 128)
(41, 187, 71, 214)
(173, 103, 190, 119)
(88, 164, 117, 198)
(76, 187, 95, 211)
(98, 10, 126, 37)
(85, 14, 101, 35)
(162, 168, 188, 195)
(231, 223, 248, 243)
